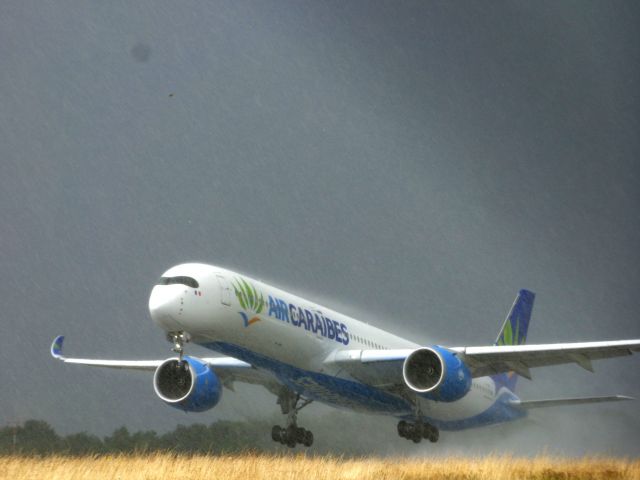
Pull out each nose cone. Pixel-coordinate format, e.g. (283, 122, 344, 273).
(149, 286, 184, 331)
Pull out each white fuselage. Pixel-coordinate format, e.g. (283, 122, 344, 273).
(148, 263, 508, 429)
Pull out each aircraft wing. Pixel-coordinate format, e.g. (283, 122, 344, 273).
(50, 335, 281, 393)
(510, 395, 634, 410)
(449, 339, 640, 379)
(326, 339, 640, 385)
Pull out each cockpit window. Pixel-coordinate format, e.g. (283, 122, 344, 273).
(157, 276, 199, 289)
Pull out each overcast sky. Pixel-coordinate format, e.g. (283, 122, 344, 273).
(1, 1, 639, 455)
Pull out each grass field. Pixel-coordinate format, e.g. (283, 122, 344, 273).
(1, 454, 639, 480)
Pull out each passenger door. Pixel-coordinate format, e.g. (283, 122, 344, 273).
(216, 275, 232, 306)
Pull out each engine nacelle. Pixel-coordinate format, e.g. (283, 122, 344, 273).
(153, 356, 223, 412)
(402, 346, 472, 402)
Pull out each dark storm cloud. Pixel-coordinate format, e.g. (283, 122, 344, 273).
(0, 0, 638, 454)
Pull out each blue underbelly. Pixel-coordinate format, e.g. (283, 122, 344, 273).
(201, 341, 525, 431)
(202, 341, 412, 414)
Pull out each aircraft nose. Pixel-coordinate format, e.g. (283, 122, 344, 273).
(149, 286, 184, 331)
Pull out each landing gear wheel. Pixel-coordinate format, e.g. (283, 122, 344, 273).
(398, 420, 439, 444)
(295, 427, 306, 443)
(411, 425, 423, 444)
(272, 389, 315, 448)
(303, 430, 314, 447)
(397, 420, 408, 438)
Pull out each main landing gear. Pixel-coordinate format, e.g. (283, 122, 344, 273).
(397, 420, 439, 443)
(271, 388, 314, 448)
(397, 397, 439, 444)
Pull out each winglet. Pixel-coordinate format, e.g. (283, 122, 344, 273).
(51, 335, 65, 359)
(618, 395, 636, 401)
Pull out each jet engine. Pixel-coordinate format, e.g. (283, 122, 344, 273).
(153, 356, 223, 412)
(402, 346, 472, 402)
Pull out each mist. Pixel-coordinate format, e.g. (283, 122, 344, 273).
(1, 1, 638, 455)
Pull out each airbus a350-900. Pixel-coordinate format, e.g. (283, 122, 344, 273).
(51, 263, 639, 447)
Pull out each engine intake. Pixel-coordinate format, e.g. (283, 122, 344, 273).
(402, 346, 471, 402)
(153, 356, 222, 412)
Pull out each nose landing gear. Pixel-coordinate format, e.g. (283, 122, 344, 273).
(271, 388, 314, 448)
(167, 331, 190, 361)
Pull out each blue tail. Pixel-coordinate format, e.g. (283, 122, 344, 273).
(492, 289, 535, 392)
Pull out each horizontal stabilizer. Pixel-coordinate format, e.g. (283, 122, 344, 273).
(511, 395, 634, 410)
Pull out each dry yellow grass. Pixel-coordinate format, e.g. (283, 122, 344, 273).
(1, 453, 639, 480)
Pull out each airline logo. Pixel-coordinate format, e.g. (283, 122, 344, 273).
(497, 316, 522, 381)
(52, 336, 64, 357)
(497, 312, 525, 347)
(232, 278, 265, 327)
(232, 277, 350, 345)
(267, 295, 350, 346)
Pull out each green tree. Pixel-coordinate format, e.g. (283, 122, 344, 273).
(104, 426, 134, 453)
(16, 420, 61, 454)
(62, 431, 104, 455)
(0, 424, 18, 454)
(130, 430, 160, 453)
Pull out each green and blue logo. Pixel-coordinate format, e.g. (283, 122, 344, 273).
(232, 277, 265, 327)
(231, 276, 351, 345)
(496, 315, 524, 347)
(493, 289, 535, 390)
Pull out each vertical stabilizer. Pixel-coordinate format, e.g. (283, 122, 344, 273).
(492, 289, 535, 392)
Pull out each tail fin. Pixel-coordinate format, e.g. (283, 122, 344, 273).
(492, 289, 535, 392)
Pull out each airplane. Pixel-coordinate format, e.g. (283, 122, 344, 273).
(51, 263, 640, 447)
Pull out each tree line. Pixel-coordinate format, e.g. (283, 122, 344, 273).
(0, 419, 275, 455)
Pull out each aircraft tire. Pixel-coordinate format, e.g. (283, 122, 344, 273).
(397, 420, 408, 438)
(295, 427, 306, 443)
(303, 430, 314, 447)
